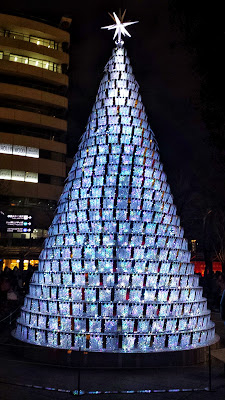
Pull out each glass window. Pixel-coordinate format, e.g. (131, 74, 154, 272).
(9, 53, 61, 73)
(0, 29, 60, 50)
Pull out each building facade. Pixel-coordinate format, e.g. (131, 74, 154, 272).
(0, 13, 71, 270)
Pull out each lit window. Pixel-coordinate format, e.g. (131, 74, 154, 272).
(9, 53, 61, 73)
(37, 40, 40, 45)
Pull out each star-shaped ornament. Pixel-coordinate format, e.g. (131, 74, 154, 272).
(101, 10, 138, 45)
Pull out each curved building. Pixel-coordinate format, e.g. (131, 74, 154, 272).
(0, 13, 71, 270)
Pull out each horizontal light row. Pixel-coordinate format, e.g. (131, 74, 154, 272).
(76, 140, 159, 156)
(94, 96, 144, 108)
(23, 297, 207, 316)
(63, 178, 170, 194)
(30, 273, 198, 288)
(37, 260, 194, 276)
(21, 302, 208, 321)
(98, 79, 139, 92)
(13, 324, 215, 351)
(89, 106, 147, 121)
(49, 219, 182, 235)
(27, 287, 202, 303)
(39, 258, 194, 276)
(52, 203, 174, 218)
(33, 267, 195, 280)
(52, 208, 178, 223)
(65, 180, 168, 194)
(42, 243, 187, 256)
(106, 62, 132, 74)
(94, 86, 142, 100)
(73, 168, 163, 182)
(107, 52, 131, 64)
(75, 147, 160, 163)
(18, 311, 211, 332)
(47, 222, 182, 238)
(45, 237, 185, 250)
(39, 248, 190, 263)
(54, 198, 173, 214)
(61, 193, 173, 208)
(86, 117, 148, 132)
(80, 129, 154, 145)
(78, 133, 155, 148)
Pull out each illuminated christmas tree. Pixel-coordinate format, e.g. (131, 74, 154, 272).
(13, 12, 215, 352)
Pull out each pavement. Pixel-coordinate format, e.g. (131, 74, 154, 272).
(0, 311, 224, 400)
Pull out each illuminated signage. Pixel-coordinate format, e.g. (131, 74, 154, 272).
(13, 145, 26, 156)
(6, 214, 32, 233)
(0, 170, 38, 183)
(0, 143, 39, 158)
(0, 143, 12, 154)
(7, 227, 31, 233)
(7, 215, 32, 219)
(12, 170, 25, 182)
(0, 169, 11, 180)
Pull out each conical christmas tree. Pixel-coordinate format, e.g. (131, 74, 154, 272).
(13, 15, 215, 352)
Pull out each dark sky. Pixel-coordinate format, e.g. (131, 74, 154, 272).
(2, 0, 225, 239)
(1, 1, 215, 166)
(67, 0, 211, 175)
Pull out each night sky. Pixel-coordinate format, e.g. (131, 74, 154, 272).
(2, 0, 225, 242)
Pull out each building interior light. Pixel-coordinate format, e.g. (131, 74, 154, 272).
(46, 63, 49, 69)
(35, 61, 38, 66)
(14, 57, 17, 61)
(37, 40, 40, 45)
(25, 59, 28, 64)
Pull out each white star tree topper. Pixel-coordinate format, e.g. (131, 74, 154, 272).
(101, 10, 138, 45)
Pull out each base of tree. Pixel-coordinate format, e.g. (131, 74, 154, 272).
(11, 334, 220, 368)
